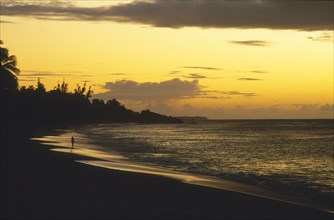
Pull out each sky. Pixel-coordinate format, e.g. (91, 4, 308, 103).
(1, 0, 333, 119)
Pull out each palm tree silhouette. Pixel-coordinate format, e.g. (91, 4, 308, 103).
(0, 40, 20, 93)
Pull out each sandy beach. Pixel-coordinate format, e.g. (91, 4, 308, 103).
(1, 130, 333, 219)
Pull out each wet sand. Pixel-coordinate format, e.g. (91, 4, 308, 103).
(1, 130, 333, 219)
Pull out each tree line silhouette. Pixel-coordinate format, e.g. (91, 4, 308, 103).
(0, 41, 182, 131)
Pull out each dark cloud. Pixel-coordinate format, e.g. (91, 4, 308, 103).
(94, 78, 257, 102)
(238, 78, 262, 81)
(229, 40, 271, 46)
(94, 78, 201, 101)
(2, 1, 332, 31)
(182, 66, 221, 71)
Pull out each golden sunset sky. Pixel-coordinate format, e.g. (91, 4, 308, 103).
(1, 0, 333, 119)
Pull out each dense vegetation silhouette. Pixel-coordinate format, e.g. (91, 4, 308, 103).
(0, 42, 182, 132)
(0, 40, 19, 94)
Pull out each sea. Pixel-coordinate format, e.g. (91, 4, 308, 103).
(35, 119, 334, 211)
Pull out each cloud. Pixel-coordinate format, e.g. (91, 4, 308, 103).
(308, 32, 334, 43)
(2, 1, 332, 31)
(248, 70, 268, 74)
(221, 91, 257, 97)
(319, 104, 334, 112)
(183, 73, 207, 79)
(290, 103, 334, 115)
(22, 73, 56, 77)
(182, 66, 221, 71)
(294, 104, 318, 111)
(169, 68, 222, 79)
(0, 20, 14, 24)
(238, 78, 262, 81)
(229, 40, 271, 46)
(236, 70, 269, 74)
(204, 90, 257, 98)
(94, 78, 257, 102)
(21, 70, 91, 77)
(147, 103, 334, 119)
(94, 78, 201, 101)
(169, 72, 223, 80)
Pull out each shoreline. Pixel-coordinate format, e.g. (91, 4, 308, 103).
(1, 128, 333, 219)
(33, 129, 333, 213)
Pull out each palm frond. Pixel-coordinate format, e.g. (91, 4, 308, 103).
(0, 47, 9, 60)
(1, 56, 18, 69)
(8, 55, 17, 62)
(7, 55, 17, 66)
(6, 63, 20, 75)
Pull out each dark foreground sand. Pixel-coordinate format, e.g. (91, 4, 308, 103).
(1, 131, 333, 220)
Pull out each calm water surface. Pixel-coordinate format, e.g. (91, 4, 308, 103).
(76, 119, 333, 206)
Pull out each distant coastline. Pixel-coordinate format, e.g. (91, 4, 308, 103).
(176, 116, 208, 122)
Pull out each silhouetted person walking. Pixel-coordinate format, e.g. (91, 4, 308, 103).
(71, 136, 75, 148)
